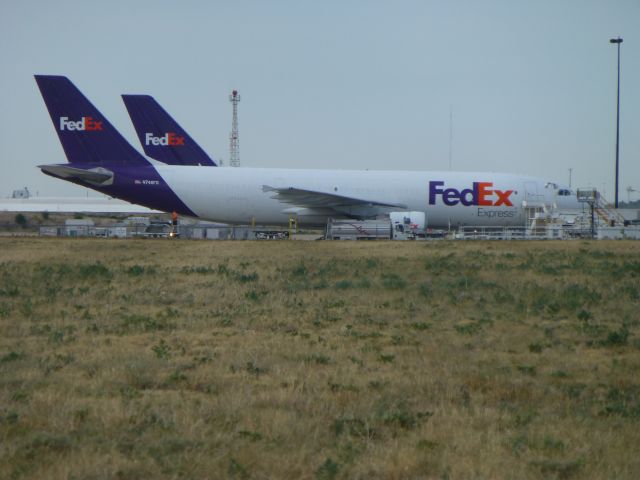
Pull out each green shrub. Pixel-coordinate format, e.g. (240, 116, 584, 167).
(334, 279, 353, 290)
(380, 273, 406, 290)
(602, 325, 629, 346)
(315, 458, 339, 480)
(14, 213, 27, 227)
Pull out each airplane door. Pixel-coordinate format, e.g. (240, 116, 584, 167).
(524, 181, 542, 203)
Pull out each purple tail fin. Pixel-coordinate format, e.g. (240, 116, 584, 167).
(122, 95, 217, 167)
(34, 75, 149, 167)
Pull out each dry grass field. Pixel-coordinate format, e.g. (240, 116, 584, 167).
(0, 238, 639, 479)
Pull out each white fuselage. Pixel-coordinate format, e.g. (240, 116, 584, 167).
(150, 166, 579, 228)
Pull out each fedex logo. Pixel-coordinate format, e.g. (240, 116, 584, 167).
(428, 181, 514, 207)
(145, 132, 185, 146)
(59, 117, 103, 131)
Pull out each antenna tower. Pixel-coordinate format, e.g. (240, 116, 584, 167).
(229, 90, 241, 167)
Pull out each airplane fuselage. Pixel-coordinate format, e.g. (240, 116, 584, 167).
(43, 163, 579, 228)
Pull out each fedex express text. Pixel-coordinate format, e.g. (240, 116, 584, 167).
(428, 181, 517, 218)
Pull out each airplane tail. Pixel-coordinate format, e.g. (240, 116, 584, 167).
(34, 75, 149, 166)
(122, 95, 217, 167)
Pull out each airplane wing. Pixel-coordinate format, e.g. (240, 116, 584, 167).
(263, 185, 407, 219)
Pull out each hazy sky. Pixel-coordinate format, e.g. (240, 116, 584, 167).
(1, 0, 638, 202)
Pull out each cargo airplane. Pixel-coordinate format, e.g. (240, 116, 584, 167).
(35, 75, 580, 228)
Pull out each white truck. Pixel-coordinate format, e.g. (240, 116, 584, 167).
(326, 212, 426, 240)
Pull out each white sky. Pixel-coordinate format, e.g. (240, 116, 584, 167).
(1, 0, 638, 202)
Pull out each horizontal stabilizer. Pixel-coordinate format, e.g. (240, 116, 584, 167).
(39, 164, 114, 186)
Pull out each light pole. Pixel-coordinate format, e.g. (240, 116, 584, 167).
(610, 37, 623, 208)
